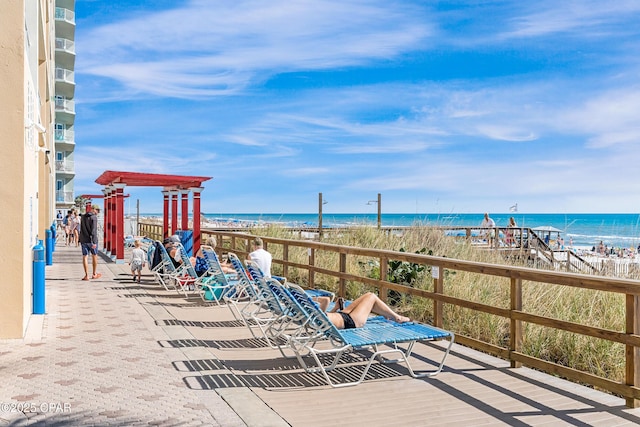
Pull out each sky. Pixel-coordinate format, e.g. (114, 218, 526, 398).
(72, 0, 640, 215)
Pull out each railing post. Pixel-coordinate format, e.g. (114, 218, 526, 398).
(282, 243, 289, 278)
(379, 256, 388, 303)
(339, 253, 347, 297)
(433, 266, 444, 328)
(308, 248, 315, 288)
(510, 277, 523, 368)
(625, 294, 640, 408)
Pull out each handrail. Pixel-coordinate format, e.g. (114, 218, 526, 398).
(138, 221, 606, 275)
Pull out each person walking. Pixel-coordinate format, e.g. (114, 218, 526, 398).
(506, 216, 517, 247)
(79, 206, 101, 281)
(480, 212, 496, 247)
(129, 240, 145, 283)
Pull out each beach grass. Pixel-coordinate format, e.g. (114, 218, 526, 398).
(249, 224, 627, 384)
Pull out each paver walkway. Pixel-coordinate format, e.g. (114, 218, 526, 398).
(3, 241, 640, 426)
(0, 242, 251, 426)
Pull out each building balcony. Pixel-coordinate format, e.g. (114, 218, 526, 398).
(55, 7, 75, 40)
(55, 38, 75, 68)
(55, 98, 75, 124)
(55, 160, 75, 175)
(55, 68, 75, 97)
(54, 129, 75, 148)
(56, 190, 75, 205)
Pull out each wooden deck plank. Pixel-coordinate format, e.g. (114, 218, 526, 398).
(139, 286, 640, 426)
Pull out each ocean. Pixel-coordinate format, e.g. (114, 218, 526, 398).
(139, 213, 640, 249)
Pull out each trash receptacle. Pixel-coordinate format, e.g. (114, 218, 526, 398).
(174, 230, 193, 257)
(45, 228, 53, 266)
(33, 240, 45, 314)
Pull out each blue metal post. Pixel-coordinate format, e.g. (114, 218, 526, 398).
(33, 240, 45, 314)
(45, 228, 53, 266)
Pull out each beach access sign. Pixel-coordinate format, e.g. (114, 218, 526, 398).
(431, 266, 440, 279)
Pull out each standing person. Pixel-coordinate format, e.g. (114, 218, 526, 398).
(480, 213, 496, 246)
(506, 216, 517, 247)
(248, 237, 272, 278)
(56, 210, 64, 230)
(67, 210, 79, 246)
(79, 206, 101, 281)
(72, 210, 81, 247)
(129, 240, 145, 283)
(63, 210, 72, 246)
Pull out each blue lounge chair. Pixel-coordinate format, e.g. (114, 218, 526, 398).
(276, 281, 455, 388)
(197, 246, 240, 304)
(147, 240, 179, 292)
(225, 253, 262, 318)
(172, 242, 209, 297)
(149, 241, 198, 296)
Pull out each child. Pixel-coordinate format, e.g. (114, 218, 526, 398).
(129, 240, 146, 283)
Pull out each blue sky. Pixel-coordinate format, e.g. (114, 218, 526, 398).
(73, 0, 640, 214)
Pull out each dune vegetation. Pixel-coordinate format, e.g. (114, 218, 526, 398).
(243, 224, 626, 384)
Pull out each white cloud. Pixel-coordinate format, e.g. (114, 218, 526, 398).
(475, 125, 537, 142)
(78, 0, 433, 98)
(73, 0, 640, 213)
(504, 1, 640, 39)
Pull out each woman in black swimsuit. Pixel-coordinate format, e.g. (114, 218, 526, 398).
(316, 292, 410, 329)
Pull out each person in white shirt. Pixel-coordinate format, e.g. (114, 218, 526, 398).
(480, 212, 496, 246)
(248, 237, 272, 277)
(129, 240, 146, 283)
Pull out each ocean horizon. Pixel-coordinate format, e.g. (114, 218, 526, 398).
(133, 212, 640, 249)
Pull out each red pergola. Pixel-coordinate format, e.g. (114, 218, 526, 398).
(95, 171, 211, 263)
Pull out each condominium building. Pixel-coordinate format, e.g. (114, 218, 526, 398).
(54, 0, 76, 210)
(0, 0, 58, 338)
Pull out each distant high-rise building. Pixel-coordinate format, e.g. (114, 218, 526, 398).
(54, 0, 76, 210)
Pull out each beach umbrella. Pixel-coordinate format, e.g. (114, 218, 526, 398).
(532, 226, 563, 234)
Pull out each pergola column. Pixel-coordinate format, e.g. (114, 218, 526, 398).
(162, 190, 170, 239)
(170, 190, 179, 234)
(113, 183, 126, 263)
(102, 187, 111, 253)
(180, 189, 190, 231)
(110, 187, 117, 256)
(191, 187, 203, 253)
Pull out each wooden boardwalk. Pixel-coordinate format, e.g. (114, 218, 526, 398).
(7, 242, 640, 426)
(149, 283, 640, 426)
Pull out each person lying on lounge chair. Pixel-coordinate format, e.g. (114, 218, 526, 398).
(313, 292, 410, 329)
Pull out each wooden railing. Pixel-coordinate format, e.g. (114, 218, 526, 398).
(136, 221, 615, 276)
(209, 229, 640, 407)
(137, 221, 640, 406)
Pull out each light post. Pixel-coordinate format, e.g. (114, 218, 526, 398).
(318, 192, 328, 240)
(367, 193, 382, 229)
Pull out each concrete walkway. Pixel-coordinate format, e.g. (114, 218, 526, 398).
(3, 241, 640, 426)
(0, 242, 261, 426)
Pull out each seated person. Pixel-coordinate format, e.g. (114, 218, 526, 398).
(193, 237, 235, 276)
(247, 237, 272, 278)
(163, 235, 182, 268)
(314, 292, 410, 329)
